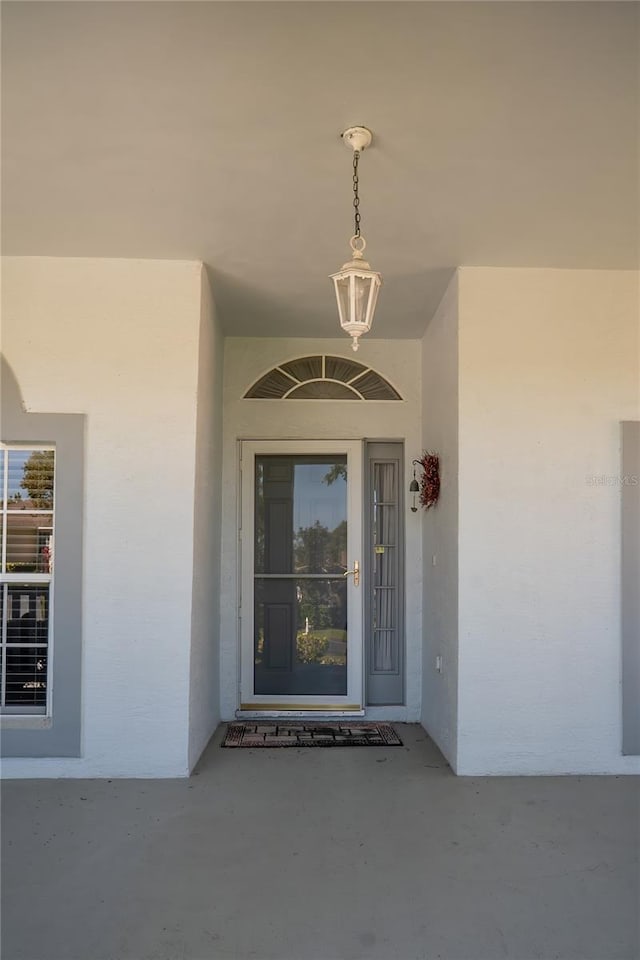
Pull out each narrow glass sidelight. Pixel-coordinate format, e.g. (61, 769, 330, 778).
(365, 443, 405, 705)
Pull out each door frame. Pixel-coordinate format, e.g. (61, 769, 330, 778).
(239, 439, 364, 715)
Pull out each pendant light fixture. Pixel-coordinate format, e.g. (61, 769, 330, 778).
(330, 126, 382, 351)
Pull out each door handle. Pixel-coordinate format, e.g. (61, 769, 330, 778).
(343, 560, 360, 586)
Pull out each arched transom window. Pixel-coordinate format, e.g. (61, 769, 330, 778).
(244, 355, 402, 400)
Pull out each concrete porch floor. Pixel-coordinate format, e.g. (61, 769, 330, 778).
(2, 724, 639, 960)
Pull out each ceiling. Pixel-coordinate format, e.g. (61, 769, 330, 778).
(2, 1, 638, 339)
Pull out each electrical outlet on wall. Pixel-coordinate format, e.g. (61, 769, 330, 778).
(435, 655, 443, 674)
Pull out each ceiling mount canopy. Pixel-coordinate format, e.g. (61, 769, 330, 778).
(330, 126, 382, 352)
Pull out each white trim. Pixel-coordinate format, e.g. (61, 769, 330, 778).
(282, 378, 363, 399)
(274, 366, 299, 384)
(1, 574, 53, 584)
(239, 440, 364, 712)
(245, 397, 405, 403)
(0, 444, 56, 452)
(3, 510, 54, 515)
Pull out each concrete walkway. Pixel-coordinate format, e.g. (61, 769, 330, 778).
(2, 724, 639, 960)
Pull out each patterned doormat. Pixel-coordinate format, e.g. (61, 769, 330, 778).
(222, 721, 403, 748)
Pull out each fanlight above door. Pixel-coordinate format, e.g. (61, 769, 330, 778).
(244, 356, 402, 400)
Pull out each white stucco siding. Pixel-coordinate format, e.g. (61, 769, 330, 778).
(219, 338, 423, 721)
(421, 273, 459, 769)
(2, 257, 203, 777)
(4, 259, 636, 778)
(457, 268, 640, 775)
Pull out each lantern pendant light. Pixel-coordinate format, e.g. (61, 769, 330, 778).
(330, 126, 382, 351)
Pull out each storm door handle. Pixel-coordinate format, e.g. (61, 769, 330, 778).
(343, 560, 360, 587)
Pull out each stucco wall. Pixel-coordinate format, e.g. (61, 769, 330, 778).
(457, 268, 640, 775)
(188, 268, 223, 770)
(2, 257, 204, 777)
(421, 273, 459, 769)
(4, 259, 636, 777)
(219, 338, 423, 721)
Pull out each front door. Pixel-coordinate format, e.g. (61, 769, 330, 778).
(240, 440, 363, 712)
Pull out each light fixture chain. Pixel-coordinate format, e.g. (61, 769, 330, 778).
(352, 150, 361, 238)
(333, 126, 380, 352)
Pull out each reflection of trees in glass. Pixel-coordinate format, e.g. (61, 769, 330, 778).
(297, 628, 346, 665)
(294, 520, 346, 574)
(294, 521, 347, 638)
(254, 463, 265, 571)
(323, 463, 347, 486)
(20, 451, 54, 508)
(296, 579, 347, 643)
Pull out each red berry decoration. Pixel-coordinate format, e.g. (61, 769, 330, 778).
(418, 452, 440, 510)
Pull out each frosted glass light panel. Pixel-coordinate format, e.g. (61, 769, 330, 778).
(330, 267, 382, 350)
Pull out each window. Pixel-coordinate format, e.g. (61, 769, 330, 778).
(244, 356, 402, 400)
(0, 446, 55, 716)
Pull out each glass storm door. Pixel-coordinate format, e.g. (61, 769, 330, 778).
(240, 441, 363, 711)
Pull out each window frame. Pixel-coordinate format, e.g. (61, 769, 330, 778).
(1, 355, 84, 757)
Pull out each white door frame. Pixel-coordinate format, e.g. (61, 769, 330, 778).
(239, 439, 364, 715)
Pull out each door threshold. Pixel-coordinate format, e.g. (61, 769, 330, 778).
(236, 709, 366, 719)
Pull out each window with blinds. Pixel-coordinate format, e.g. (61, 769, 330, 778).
(0, 446, 55, 716)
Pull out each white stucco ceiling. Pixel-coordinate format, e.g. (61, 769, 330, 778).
(2, 1, 638, 338)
